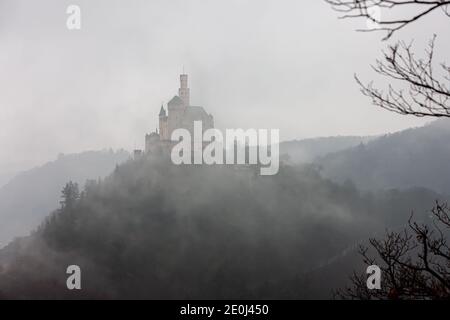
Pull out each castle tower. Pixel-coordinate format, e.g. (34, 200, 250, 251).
(178, 74, 190, 107)
(159, 104, 169, 140)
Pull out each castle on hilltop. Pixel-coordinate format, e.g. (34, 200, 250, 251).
(141, 74, 214, 155)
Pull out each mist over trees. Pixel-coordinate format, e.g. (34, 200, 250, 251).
(0, 152, 445, 299)
(0, 0, 450, 299)
(317, 119, 450, 193)
(0, 150, 129, 248)
(279, 136, 374, 165)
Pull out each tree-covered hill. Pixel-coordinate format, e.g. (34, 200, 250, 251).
(0, 149, 129, 248)
(317, 119, 450, 194)
(0, 156, 441, 299)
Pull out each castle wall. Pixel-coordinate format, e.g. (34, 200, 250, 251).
(167, 107, 184, 140)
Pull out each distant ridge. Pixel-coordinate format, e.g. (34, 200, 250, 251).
(279, 135, 374, 164)
(317, 119, 450, 193)
(0, 149, 130, 248)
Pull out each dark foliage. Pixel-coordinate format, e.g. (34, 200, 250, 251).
(0, 156, 443, 299)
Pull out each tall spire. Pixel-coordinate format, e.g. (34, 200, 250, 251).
(179, 74, 190, 107)
(159, 104, 166, 117)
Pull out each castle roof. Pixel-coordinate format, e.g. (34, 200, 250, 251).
(182, 106, 213, 123)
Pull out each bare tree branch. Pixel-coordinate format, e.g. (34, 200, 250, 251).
(325, 0, 450, 40)
(336, 201, 450, 300)
(356, 36, 450, 117)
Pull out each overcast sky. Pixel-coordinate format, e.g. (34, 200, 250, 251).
(0, 0, 449, 174)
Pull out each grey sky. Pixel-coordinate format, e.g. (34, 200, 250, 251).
(0, 0, 449, 174)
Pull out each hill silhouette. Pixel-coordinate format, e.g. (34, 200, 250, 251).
(0, 149, 129, 248)
(0, 156, 442, 299)
(279, 136, 374, 164)
(317, 119, 450, 194)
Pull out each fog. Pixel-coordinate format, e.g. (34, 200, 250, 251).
(0, 154, 442, 299)
(1, 0, 449, 176)
(0, 0, 449, 300)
